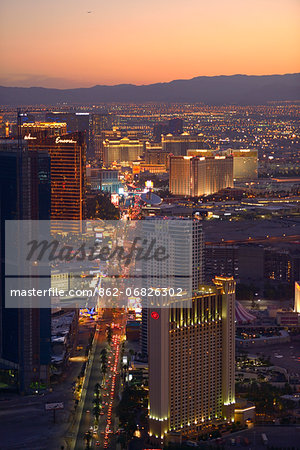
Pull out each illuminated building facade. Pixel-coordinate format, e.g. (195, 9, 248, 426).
(169, 155, 233, 196)
(145, 143, 171, 169)
(28, 132, 86, 231)
(149, 277, 236, 440)
(49, 132, 86, 228)
(234, 399, 255, 426)
(0, 116, 6, 137)
(161, 132, 205, 156)
(103, 137, 144, 166)
(187, 148, 258, 181)
(21, 122, 67, 140)
(228, 149, 258, 180)
(187, 149, 216, 157)
(94, 128, 122, 162)
(45, 112, 91, 156)
(91, 113, 113, 160)
(295, 281, 300, 313)
(169, 155, 193, 196)
(86, 167, 120, 193)
(132, 162, 167, 174)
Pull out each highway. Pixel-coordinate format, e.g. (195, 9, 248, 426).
(205, 234, 300, 246)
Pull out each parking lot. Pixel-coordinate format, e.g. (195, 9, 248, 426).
(250, 342, 300, 376)
(221, 425, 300, 449)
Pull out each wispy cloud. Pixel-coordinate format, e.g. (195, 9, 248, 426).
(0, 74, 91, 89)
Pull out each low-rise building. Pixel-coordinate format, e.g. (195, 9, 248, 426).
(234, 398, 256, 425)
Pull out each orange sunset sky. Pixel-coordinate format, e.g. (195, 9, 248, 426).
(0, 0, 299, 88)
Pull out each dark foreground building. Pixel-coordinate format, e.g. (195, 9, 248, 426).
(0, 138, 51, 393)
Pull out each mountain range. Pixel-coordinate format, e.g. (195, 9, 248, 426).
(0, 74, 299, 105)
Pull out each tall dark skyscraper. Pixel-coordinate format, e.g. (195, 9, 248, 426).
(91, 113, 113, 161)
(92, 113, 113, 136)
(168, 118, 183, 135)
(45, 111, 91, 156)
(45, 111, 78, 132)
(0, 138, 51, 393)
(153, 118, 184, 142)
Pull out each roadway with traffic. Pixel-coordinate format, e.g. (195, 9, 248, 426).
(72, 309, 125, 449)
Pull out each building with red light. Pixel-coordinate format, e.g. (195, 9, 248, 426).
(141, 218, 204, 356)
(148, 277, 236, 441)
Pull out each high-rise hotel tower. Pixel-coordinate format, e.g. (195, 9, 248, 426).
(169, 155, 233, 197)
(148, 276, 236, 441)
(28, 131, 86, 232)
(295, 281, 300, 313)
(141, 218, 204, 356)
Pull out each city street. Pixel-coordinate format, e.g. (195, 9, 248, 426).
(0, 316, 96, 450)
(0, 309, 125, 450)
(72, 309, 125, 450)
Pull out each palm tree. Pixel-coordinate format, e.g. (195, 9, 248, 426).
(121, 363, 128, 383)
(93, 396, 102, 406)
(101, 362, 107, 377)
(93, 404, 101, 423)
(128, 348, 135, 362)
(100, 348, 108, 365)
(107, 325, 113, 346)
(94, 382, 101, 396)
(84, 431, 92, 449)
(101, 362, 108, 386)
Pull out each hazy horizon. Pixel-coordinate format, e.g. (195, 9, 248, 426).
(0, 72, 299, 90)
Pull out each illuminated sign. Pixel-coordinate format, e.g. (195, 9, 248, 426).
(128, 297, 142, 310)
(151, 311, 160, 320)
(111, 193, 119, 206)
(45, 402, 64, 410)
(55, 137, 77, 144)
(145, 180, 153, 189)
(24, 134, 37, 140)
